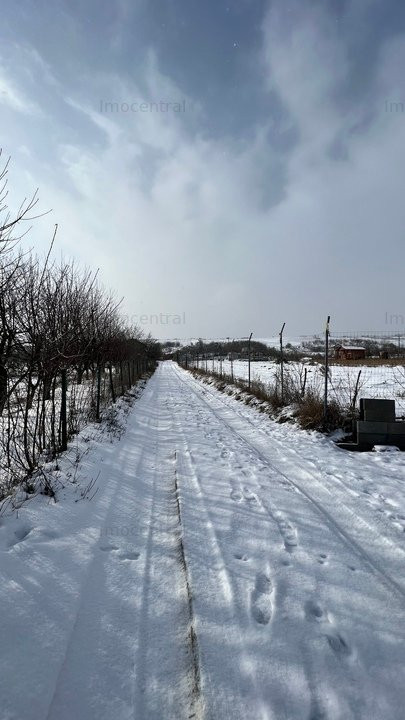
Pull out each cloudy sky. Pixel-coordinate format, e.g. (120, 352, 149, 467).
(1, 0, 405, 340)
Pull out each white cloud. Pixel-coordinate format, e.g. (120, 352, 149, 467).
(3, 6, 405, 338)
(0, 68, 42, 115)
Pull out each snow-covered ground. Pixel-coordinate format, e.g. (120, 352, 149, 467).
(1, 361, 405, 719)
(205, 358, 405, 415)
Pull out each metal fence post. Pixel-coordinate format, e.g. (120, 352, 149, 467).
(230, 342, 234, 381)
(279, 323, 285, 402)
(324, 315, 330, 425)
(248, 332, 253, 390)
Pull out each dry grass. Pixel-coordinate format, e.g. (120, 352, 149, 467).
(187, 366, 346, 433)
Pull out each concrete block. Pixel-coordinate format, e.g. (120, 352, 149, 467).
(357, 421, 388, 434)
(387, 422, 405, 435)
(361, 399, 395, 422)
(339, 407, 405, 451)
(357, 433, 389, 445)
(356, 422, 405, 450)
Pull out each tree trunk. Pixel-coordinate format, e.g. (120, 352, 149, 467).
(0, 364, 7, 416)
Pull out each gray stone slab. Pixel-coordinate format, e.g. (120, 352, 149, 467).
(387, 422, 405, 435)
(362, 399, 396, 422)
(357, 421, 388, 434)
(358, 433, 388, 444)
(357, 431, 405, 450)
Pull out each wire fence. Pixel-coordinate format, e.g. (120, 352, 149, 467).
(327, 331, 405, 417)
(174, 325, 405, 422)
(0, 353, 155, 499)
(0, 237, 159, 501)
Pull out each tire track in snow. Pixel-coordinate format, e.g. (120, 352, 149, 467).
(192, 368, 405, 557)
(186, 393, 299, 567)
(168, 368, 349, 718)
(173, 449, 204, 720)
(176, 365, 405, 607)
(177, 383, 300, 563)
(170, 367, 377, 718)
(45, 372, 198, 720)
(131, 390, 199, 720)
(164, 364, 405, 719)
(44, 381, 159, 720)
(169, 377, 274, 720)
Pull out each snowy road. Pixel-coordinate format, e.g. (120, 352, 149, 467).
(1, 360, 405, 720)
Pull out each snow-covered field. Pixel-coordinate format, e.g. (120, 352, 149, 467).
(205, 358, 405, 415)
(1, 361, 405, 719)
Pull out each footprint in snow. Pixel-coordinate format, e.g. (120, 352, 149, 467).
(308, 704, 328, 720)
(230, 490, 243, 502)
(234, 553, 249, 562)
(39, 529, 59, 540)
(8, 524, 33, 548)
(274, 513, 298, 553)
(243, 488, 258, 504)
(251, 572, 273, 626)
(99, 544, 119, 552)
(118, 550, 140, 561)
(305, 600, 325, 622)
(325, 631, 351, 656)
(317, 553, 328, 565)
(279, 523, 297, 552)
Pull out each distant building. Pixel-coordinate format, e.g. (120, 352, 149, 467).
(335, 345, 366, 360)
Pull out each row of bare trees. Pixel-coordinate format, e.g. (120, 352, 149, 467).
(0, 153, 158, 497)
